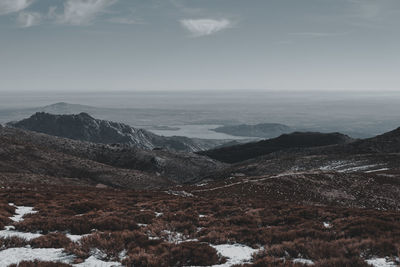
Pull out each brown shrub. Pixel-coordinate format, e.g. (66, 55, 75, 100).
(66, 200, 103, 214)
(123, 248, 169, 267)
(91, 215, 139, 231)
(66, 230, 160, 260)
(0, 236, 28, 249)
(30, 233, 71, 248)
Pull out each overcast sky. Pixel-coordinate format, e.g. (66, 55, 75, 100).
(0, 0, 399, 91)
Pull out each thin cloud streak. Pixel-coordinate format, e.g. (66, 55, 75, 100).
(0, 0, 34, 15)
(180, 18, 232, 37)
(56, 0, 118, 25)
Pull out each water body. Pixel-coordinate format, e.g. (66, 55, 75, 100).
(146, 124, 256, 140)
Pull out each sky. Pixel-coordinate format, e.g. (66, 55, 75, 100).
(0, 0, 399, 92)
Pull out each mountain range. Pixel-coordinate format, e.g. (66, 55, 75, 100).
(7, 112, 225, 152)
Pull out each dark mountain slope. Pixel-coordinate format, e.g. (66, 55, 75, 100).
(0, 127, 171, 189)
(203, 126, 400, 182)
(0, 126, 226, 184)
(346, 127, 400, 153)
(8, 112, 222, 152)
(200, 132, 353, 163)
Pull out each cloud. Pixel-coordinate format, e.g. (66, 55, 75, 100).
(180, 19, 232, 37)
(0, 0, 34, 15)
(17, 11, 41, 27)
(57, 0, 117, 25)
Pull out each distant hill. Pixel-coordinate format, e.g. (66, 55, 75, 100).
(7, 112, 224, 152)
(212, 123, 293, 138)
(199, 132, 354, 163)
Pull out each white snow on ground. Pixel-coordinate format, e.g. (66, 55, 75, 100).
(211, 244, 260, 266)
(0, 226, 42, 241)
(119, 249, 127, 260)
(66, 233, 91, 242)
(9, 203, 38, 222)
(73, 256, 122, 267)
(338, 165, 380, 173)
(319, 161, 385, 173)
(0, 204, 42, 241)
(155, 212, 163, 217)
(165, 190, 194, 197)
(293, 258, 314, 265)
(323, 222, 332, 229)
(319, 160, 350, 171)
(0, 248, 123, 267)
(0, 204, 123, 266)
(199, 214, 207, 218)
(365, 168, 390, 173)
(366, 257, 399, 267)
(160, 230, 198, 244)
(0, 247, 74, 266)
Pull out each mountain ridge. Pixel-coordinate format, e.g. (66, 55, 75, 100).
(200, 131, 354, 163)
(8, 112, 224, 152)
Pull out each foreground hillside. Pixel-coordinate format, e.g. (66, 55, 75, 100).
(0, 126, 225, 186)
(0, 185, 398, 266)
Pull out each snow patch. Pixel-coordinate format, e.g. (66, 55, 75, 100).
(323, 222, 332, 229)
(365, 257, 399, 267)
(73, 256, 122, 267)
(155, 212, 163, 217)
(365, 168, 390, 173)
(165, 190, 194, 197)
(293, 258, 314, 265)
(161, 230, 198, 243)
(0, 228, 42, 241)
(319, 161, 384, 173)
(9, 203, 38, 222)
(66, 233, 91, 242)
(211, 244, 259, 266)
(0, 204, 42, 241)
(0, 247, 74, 266)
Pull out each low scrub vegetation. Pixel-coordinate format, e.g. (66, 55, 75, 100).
(0, 185, 399, 266)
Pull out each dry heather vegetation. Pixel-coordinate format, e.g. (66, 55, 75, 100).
(0, 184, 399, 266)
